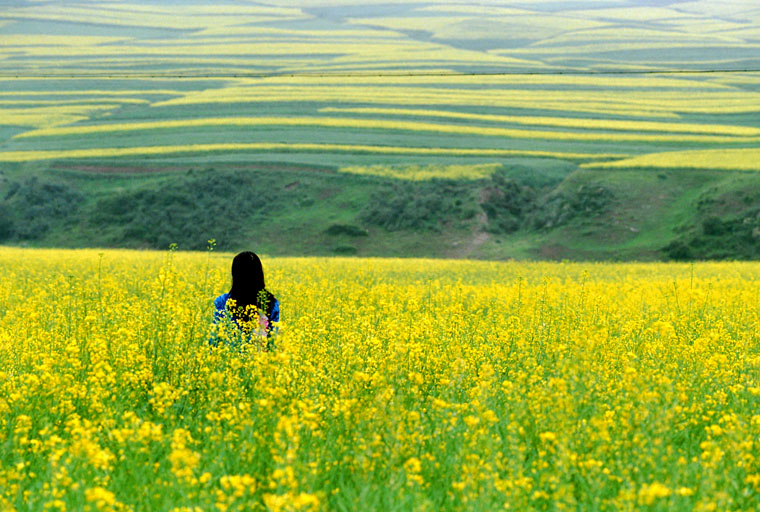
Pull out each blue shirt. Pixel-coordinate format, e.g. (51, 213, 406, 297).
(210, 292, 280, 348)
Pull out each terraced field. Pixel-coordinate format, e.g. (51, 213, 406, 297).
(1, 0, 760, 173)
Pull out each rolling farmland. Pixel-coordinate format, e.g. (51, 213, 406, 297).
(4, 3, 760, 510)
(1, 0, 760, 259)
(1, 0, 760, 172)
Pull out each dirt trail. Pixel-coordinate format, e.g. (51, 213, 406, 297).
(451, 210, 490, 259)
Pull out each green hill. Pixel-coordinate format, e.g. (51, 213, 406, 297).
(2, 161, 759, 260)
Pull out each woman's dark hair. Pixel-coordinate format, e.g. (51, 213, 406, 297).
(228, 251, 275, 323)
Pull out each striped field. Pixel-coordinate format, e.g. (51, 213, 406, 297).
(0, 1, 759, 171)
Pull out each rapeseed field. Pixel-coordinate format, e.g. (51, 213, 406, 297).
(584, 148, 760, 171)
(0, 144, 618, 163)
(2, 248, 759, 511)
(16, 116, 759, 142)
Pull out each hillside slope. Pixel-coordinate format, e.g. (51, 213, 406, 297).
(1, 162, 758, 260)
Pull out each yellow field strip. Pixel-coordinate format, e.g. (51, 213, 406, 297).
(13, 116, 757, 144)
(319, 107, 760, 136)
(0, 35, 131, 46)
(0, 143, 626, 163)
(583, 148, 760, 171)
(1, 11, 307, 30)
(93, 4, 303, 16)
(152, 87, 760, 115)
(2, 45, 540, 69)
(503, 41, 760, 55)
(0, 76, 224, 83)
(112, 36, 406, 46)
(339, 163, 502, 181)
(197, 26, 403, 37)
(0, 105, 124, 128)
(6, 42, 423, 57)
(231, 73, 730, 89)
(0, 58, 312, 70)
(417, 5, 533, 15)
(0, 90, 183, 97)
(0, 99, 149, 106)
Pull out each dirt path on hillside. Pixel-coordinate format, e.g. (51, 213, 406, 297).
(450, 189, 491, 259)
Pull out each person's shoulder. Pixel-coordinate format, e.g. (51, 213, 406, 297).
(214, 293, 230, 309)
(266, 292, 279, 314)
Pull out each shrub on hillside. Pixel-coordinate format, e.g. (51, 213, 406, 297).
(360, 180, 472, 232)
(530, 184, 614, 230)
(89, 169, 285, 250)
(324, 224, 369, 237)
(480, 173, 536, 234)
(0, 203, 13, 241)
(4, 177, 83, 240)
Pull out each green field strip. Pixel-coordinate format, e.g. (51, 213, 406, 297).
(149, 86, 760, 117)
(0, 130, 694, 160)
(0, 126, 27, 144)
(78, 153, 539, 170)
(318, 107, 760, 136)
(6, 127, 492, 152)
(0, 56, 322, 69)
(96, 102, 681, 124)
(0, 143, 626, 163)
(13, 116, 759, 145)
(230, 74, 736, 89)
(2, 40, 424, 58)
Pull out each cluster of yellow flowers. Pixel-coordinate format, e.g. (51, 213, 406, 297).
(1, 248, 759, 510)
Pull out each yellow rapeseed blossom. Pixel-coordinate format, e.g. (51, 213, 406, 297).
(1, 247, 760, 509)
(0, 143, 620, 163)
(13, 115, 752, 144)
(584, 147, 760, 171)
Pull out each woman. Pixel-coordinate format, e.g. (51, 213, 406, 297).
(210, 251, 280, 350)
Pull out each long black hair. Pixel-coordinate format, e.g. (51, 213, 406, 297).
(228, 251, 276, 323)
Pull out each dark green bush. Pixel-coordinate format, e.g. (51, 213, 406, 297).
(702, 216, 731, 236)
(0, 202, 13, 241)
(360, 180, 472, 232)
(324, 224, 369, 237)
(333, 245, 358, 255)
(4, 177, 83, 240)
(493, 161, 575, 189)
(663, 240, 693, 260)
(530, 184, 614, 230)
(87, 169, 285, 250)
(480, 175, 536, 234)
(663, 210, 760, 260)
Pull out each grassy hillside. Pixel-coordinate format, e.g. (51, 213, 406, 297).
(2, 161, 759, 261)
